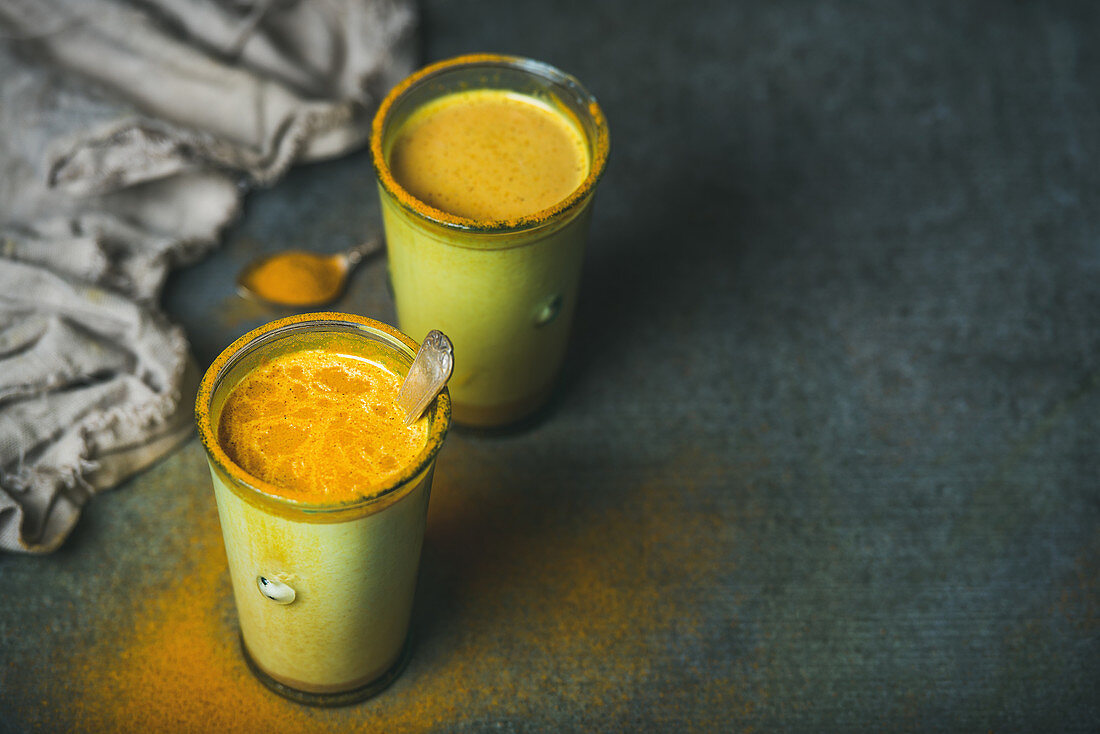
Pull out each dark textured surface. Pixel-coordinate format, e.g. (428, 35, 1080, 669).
(2, 1, 1098, 731)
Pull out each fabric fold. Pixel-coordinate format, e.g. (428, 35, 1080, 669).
(0, 0, 417, 552)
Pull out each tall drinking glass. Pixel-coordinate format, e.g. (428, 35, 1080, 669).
(371, 54, 610, 427)
(195, 313, 450, 705)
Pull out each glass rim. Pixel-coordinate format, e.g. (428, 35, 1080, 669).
(370, 52, 610, 234)
(194, 312, 451, 518)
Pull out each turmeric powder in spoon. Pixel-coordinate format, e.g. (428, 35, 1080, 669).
(237, 239, 382, 307)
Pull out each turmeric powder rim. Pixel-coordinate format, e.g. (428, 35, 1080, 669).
(195, 312, 450, 521)
(370, 53, 610, 237)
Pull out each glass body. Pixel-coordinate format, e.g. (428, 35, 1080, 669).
(195, 313, 450, 706)
(371, 54, 610, 427)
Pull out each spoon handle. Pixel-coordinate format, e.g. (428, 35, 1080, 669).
(345, 237, 383, 266)
(398, 330, 454, 425)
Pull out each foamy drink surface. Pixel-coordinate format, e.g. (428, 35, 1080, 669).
(388, 89, 589, 222)
(217, 348, 427, 502)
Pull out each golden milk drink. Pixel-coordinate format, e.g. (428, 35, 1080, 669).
(195, 314, 450, 705)
(372, 54, 609, 427)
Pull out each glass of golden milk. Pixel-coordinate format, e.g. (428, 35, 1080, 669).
(195, 313, 450, 705)
(371, 54, 610, 427)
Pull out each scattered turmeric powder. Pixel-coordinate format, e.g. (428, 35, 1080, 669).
(55, 441, 750, 731)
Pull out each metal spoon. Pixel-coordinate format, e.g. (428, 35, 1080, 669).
(236, 238, 383, 307)
(397, 330, 454, 425)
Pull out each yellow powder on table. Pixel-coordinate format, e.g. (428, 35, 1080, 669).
(217, 348, 427, 502)
(387, 89, 589, 222)
(54, 444, 748, 732)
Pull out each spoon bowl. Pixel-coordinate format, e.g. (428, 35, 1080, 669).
(237, 238, 383, 307)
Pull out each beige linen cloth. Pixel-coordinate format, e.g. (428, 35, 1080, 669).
(0, 0, 416, 553)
